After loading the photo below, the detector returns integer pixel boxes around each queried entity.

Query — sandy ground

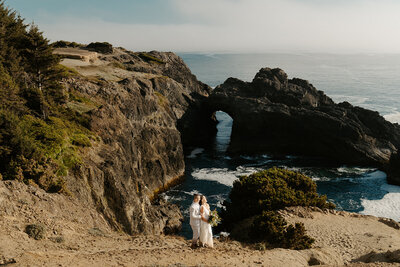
[283,207,400,264]
[1,181,400,266]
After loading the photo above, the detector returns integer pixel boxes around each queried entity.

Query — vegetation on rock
[0,3,95,193]
[138,53,165,64]
[52,40,84,48]
[221,167,335,249]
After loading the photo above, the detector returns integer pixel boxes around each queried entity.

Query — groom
[189,194,202,248]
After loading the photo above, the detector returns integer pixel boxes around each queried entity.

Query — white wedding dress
[199,205,214,248]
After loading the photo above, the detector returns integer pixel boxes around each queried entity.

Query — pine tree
[21,24,66,118]
[23,24,59,92]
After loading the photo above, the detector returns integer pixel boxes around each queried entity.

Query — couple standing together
[189,194,214,248]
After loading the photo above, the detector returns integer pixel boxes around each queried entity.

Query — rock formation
[58,48,211,234]
[205,68,400,182]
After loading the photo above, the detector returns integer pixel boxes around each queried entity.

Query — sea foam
[384,112,400,124]
[360,183,400,221]
[191,166,261,187]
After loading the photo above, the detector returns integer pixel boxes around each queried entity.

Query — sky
[6,0,400,53]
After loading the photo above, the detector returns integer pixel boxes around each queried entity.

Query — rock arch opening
[214,111,233,153]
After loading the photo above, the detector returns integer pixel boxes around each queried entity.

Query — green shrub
[221,167,334,250]
[0,109,93,193]
[25,224,46,240]
[250,211,314,250]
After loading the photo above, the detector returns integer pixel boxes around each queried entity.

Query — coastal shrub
[250,211,314,250]
[222,167,335,226]
[0,104,93,193]
[221,167,334,249]
[25,224,46,240]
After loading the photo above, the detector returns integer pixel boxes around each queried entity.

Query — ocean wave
[285,166,383,182]
[384,111,400,124]
[335,166,377,175]
[191,166,261,187]
[360,183,400,221]
[186,148,205,159]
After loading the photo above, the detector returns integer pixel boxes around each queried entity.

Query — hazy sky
[7,0,400,53]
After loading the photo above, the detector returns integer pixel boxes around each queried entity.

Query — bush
[0,109,92,193]
[25,224,46,240]
[221,167,334,250]
[250,211,314,250]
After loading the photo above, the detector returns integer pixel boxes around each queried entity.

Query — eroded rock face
[61,48,211,234]
[206,67,400,170]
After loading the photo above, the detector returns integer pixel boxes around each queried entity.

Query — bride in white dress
[199,195,214,248]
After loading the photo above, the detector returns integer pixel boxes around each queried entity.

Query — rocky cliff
[205,68,400,183]
[57,47,211,234]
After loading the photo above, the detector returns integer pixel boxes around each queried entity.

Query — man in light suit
[189,194,201,248]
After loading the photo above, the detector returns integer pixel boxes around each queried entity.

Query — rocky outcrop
[59,48,211,234]
[206,67,400,171]
[86,42,113,54]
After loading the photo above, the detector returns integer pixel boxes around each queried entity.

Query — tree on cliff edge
[22,24,65,118]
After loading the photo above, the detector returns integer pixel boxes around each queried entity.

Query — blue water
[164,53,400,239]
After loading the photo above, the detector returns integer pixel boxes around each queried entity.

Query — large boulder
[206,67,400,168]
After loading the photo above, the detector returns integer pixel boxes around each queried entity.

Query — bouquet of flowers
[208,209,221,227]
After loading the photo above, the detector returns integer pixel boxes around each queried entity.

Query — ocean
[164,53,400,239]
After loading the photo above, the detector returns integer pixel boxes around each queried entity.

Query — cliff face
[206,68,400,173]
[58,48,211,234]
